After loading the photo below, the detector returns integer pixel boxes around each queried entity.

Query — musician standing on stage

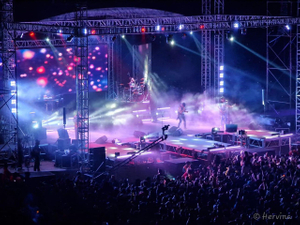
[177,102,187,129]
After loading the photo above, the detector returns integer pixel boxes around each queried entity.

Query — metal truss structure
[75,6,89,159]
[2,1,300,153]
[248,134,293,149]
[266,1,293,115]
[0,0,17,151]
[213,0,224,98]
[296,1,300,134]
[201,0,212,94]
[107,41,117,100]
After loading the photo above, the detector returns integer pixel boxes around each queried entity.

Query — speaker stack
[89,147,106,171]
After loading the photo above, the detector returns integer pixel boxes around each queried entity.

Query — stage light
[233,22,239,28]
[229,36,234,41]
[155,25,161,31]
[20,33,24,38]
[200,25,204,29]
[219,65,224,71]
[219,87,224,93]
[83,28,87,35]
[45,37,50,42]
[220,81,224,86]
[10,81,16,86]
[285,25,290,30]
[33,122,39,129]
[141,27,146,33]
[91,29,96,35]
[12,108,16,113]
[161,27,165,31]
[179,24,184,30]
[11,99,16,105]
[121,35,125,39]
[166,34,173,44]
[170,40,175,45]
[219,73,224,78]
[66,35,74,42]
[212,127,220,134]
[11,90,16,96]
[29,31,35,37]
[190,31,193,35]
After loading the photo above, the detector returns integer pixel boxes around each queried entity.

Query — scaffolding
[266,1,293,115]
[213,0,225,98]
[296,0,300,134]
[0,0,17,151]
[201,0,212,95]
[75,6,89,160]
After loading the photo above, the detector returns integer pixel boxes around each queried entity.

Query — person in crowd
[177,102,187,129]
[17,138,24,170]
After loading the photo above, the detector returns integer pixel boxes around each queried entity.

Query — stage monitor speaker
[89,147,106,171]
[133,131,146,138]
[168,126,183,136]
[95,135,108,144]
[58,138,71,150]
[57,128,69,139]
[226,124,238,133]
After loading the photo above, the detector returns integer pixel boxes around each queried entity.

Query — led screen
[17,44,108,100]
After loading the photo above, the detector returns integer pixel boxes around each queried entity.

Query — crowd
[1,149,300,225]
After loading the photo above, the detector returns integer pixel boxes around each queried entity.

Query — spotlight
[170,40,175,45]
[29,31,35,37]
[66,35,74,42]
[212,127,220,135]
[91,29,96,35]
[285,25,290,30]
[179,24,184,30]
[166,34,173,44]
[190,31,193,35]
[220,81,224,86]
[199,25,204,29]
[45,37,50,42]
[233,22,239,28]
[229,36,234,42]
[141,27,146,33]
[121,35,125,39]
[219,87,224,93]
[155,25,161,31]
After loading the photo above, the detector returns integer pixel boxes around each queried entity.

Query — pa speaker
[226,124,238,133]
[133,131,146,138]
[168,126,183,136]
[89,147,106,171]
[95,135,108,144]
[57,128,69,139]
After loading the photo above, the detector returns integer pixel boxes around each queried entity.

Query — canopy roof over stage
[41,7,183,22]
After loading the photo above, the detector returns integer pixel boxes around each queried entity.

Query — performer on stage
[177,102,187,129]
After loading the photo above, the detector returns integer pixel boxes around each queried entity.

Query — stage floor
[43,117,281,158]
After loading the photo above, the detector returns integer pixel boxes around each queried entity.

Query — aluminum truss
[201,0,212,94]
[75,6,89,160]
[107,41,117,100]
[266,1,293,115]
[113,37,122,100]
[213,0,225,98]
[4,15,300,36]
[297,0,300,134]
[0,0,17,151]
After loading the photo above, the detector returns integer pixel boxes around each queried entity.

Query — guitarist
[177,102,187,129]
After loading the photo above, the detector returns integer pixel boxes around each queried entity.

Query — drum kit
[119,78,147,102]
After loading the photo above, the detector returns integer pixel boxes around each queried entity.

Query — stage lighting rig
[66,35,74,42]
